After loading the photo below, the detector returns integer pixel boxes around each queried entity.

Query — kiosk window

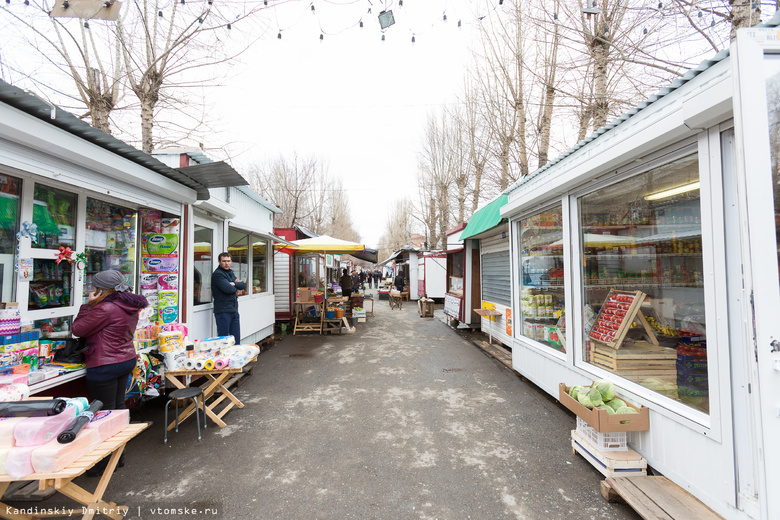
[579,153,708,414]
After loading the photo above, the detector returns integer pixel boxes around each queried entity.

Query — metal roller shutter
[482,250,511,307]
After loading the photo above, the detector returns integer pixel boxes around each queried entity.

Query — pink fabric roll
[2,446,36,478]
[84,409,130,442]
[13,406,76,447]
[0,417,25,448]
[31,429,101,474]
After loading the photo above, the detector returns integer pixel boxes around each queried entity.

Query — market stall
[460,195,512,346]
[442,224,480,328]
[498,23,780,520]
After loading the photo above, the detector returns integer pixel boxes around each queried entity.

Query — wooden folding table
[0,422,149,520]
[164,365,248,429]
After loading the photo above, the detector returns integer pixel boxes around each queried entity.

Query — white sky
[215,1,486,250]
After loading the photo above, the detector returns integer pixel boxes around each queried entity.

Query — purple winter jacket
[72,292,149,369]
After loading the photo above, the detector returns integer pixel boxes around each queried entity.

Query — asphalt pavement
[8,291,641,520]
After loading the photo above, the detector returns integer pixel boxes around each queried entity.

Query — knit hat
[92,270,131,292]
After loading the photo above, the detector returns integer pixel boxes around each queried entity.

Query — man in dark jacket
[212,252,245,340]
[394,271,405,291]
[339,268,353,295]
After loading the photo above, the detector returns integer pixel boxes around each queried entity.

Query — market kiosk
[500,23,780,520]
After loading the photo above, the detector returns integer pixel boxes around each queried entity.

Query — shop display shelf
[583,253,703,258]
[585,283,704,289]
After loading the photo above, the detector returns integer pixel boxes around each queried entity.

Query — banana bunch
[646,316,677,336]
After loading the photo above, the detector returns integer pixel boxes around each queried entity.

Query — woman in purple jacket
[72,270,148,411]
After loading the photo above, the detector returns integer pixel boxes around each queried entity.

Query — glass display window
[448,252,464,295]
[83,198,137,301]
[518,205,566,352]
[33,184,76,250]
[193,225,213,305]
[28,259,73,310]
[579,152,708,413]
[227,228,249,295]
[252,238,268,294]
[296,255,319,289]
[0,173,21,302]
[34,316,72,339]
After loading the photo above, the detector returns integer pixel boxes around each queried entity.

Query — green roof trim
[460,194,508,241]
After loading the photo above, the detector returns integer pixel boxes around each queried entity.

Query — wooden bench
[601,476,723,520]
[0,422,149,520]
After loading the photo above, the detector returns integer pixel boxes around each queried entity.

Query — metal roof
[0,79,210,200]
[177,161,248,189]
[504,12,780,196]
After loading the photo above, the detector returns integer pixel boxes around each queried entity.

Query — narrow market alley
[17,294,639,520]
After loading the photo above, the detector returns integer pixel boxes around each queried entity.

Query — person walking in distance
[212,252,245,341]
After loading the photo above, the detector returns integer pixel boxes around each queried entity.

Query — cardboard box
[296,287,313,302]
[558,383,649,433]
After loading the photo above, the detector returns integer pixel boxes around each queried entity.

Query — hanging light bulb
[643,26,648,34]
[264,0,267,4]
[227,23,231,29]
[198,16,203,23]
[103,1,110,7]
[443,13,447,22]
[698,9,702,18]
[208,0,213,4]
[710,17,715,27]
[24,0,29,5]
[499,0,503,4]
[603,23,609,34]
[398,0,402,6]
[592,1,596,7]
[359,20,363,28]
[311,4,315,13]
[411,35,415,43]
[62,0,69,8]
[277,31,282,39]
[457,20,461,27]
[381,34,385,41]
[158,10,162,16]
[84,20,89,29]
[657,1,662,8]
[319,33,323,40]
[553,12,558,20]
[180,0,184,4]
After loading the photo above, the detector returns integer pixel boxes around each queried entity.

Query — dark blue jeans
[215,312,241,341]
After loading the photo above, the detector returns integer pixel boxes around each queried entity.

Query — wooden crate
[559,383,650,432]
[572,429,647,478]
[592,340,677,377]
[589,290,657,349]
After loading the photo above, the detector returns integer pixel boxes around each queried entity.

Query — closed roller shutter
[482,250,510,307]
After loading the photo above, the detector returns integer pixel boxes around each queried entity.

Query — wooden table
[474,308,502,344]
[164,365,247,429]
[292,301,323,335]
[0,423,149,520]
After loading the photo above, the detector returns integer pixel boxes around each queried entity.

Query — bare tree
[377,198,415,262]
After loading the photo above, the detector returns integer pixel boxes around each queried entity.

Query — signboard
[325,254,334,268]
[444,293,462,319]
[505,309,512,335]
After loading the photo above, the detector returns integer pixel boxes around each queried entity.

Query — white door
[191,216,221,341]
[732,29,780,520]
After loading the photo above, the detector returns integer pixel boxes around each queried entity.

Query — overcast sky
[216,1,486,249]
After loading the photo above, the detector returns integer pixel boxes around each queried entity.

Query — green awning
[460,194,508,241]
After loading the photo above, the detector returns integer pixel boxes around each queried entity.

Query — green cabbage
[605,398,626,412]
[596,405,615,415]
[577,388,595,409]
[593,379,616,402]
[615,406,638,414]
[569,385,582,399]
[588,386,605,407]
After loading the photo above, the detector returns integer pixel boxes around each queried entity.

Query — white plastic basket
[576,417,628,451]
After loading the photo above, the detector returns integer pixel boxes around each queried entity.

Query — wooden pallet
[601,476,723,520]
[572,430,647,478]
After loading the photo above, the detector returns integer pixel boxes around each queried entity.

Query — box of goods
[677,347,708,397]
[142,233,179,256]
[544,326,564,348]
[296,287,313,302]
[352,308,366,318]
[571,429,647,478]
[141,209,162,233]
[559,382,649,433]
[142,256,178,273]
[0,303,21,336]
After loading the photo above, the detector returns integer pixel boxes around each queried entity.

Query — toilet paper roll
[204,359,215,370]
[195,359,206,370]
[213,358,227,370]
[184,358,197,370]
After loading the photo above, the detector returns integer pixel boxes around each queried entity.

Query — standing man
[212,252,245,341]
[339,268,353,296]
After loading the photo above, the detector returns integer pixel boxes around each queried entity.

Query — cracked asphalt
[8,291,641,520]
